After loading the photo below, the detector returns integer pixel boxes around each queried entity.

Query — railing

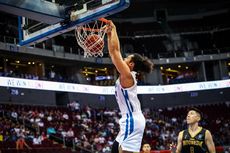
[49,134,93,153]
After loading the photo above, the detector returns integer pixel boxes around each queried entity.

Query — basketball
[84,34,104,53]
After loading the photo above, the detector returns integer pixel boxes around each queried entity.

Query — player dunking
[106,20,154,153]
[176,107,216,153]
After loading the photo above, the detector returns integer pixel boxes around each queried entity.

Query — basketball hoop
[75,18,109,58]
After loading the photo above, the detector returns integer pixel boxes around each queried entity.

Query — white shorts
[115,111,146,152]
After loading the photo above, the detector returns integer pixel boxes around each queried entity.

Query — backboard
[15,0,130,46]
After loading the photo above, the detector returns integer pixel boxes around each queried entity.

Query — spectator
[66,128,74,137]
[33,135,42,145]
[68,101,80,111]
[47,127,56,136]
[62,112,69,120]
[11,111,18,119]
[40,132,48,141]
[16,136,31,150]
[0,131,3,142]
[47,113,53,121]
[102,143,111,153]
[142,143,151,153]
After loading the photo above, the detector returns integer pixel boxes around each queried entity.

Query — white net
[75,18,108,58]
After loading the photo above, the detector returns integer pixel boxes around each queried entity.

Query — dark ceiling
[110,0,230,22]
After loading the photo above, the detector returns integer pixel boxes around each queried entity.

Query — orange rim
[77,18,109,32]
[99,18,109,23]
[78,18,108,32]
[81,27,101,32]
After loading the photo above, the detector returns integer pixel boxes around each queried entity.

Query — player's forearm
[107,27,120,56]
[208,146,216,153]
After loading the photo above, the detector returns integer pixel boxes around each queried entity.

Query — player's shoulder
[179,129,188,134]
[178,130,185,137]
[177,130,185,141]
[204,128,212,135]
[200,127,210,133]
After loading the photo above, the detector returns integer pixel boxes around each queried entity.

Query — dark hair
[187,107,203,119]
[131,53,154,73]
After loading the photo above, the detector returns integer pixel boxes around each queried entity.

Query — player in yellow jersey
[176,107,216,153]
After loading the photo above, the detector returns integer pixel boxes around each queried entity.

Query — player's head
[142,143,151,153]
[124,53,153,73]
[186,107,202,125]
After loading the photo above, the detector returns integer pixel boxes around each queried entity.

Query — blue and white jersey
[114,71,145,152]
[115,71,141,114]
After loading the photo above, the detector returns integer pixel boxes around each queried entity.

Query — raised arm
[106,20,133,88]
[176,131,183,153]
[205,130,216,153]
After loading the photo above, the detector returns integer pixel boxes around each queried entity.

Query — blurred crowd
[0,102,229,153]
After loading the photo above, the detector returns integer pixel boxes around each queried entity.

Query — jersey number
[190,146,194,153]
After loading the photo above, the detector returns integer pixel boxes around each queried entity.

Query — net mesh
[75,18,108,58]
